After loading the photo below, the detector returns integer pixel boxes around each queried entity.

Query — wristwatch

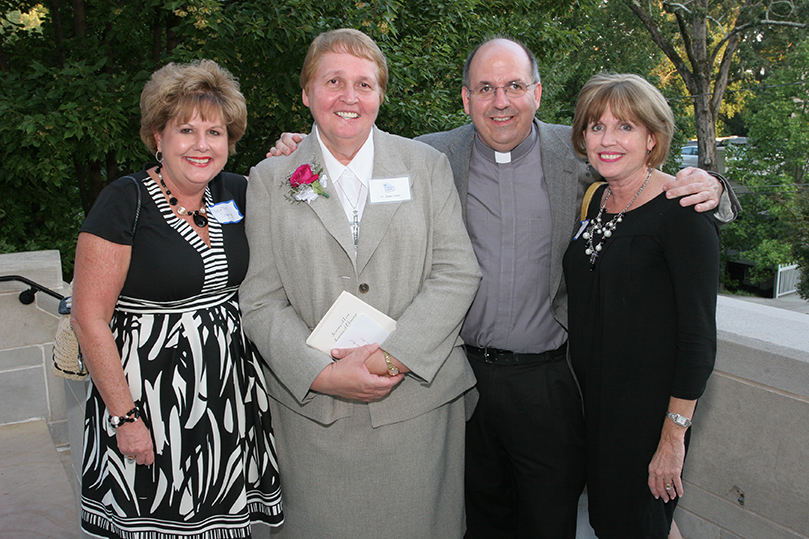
[383,351,399,376]
[109,405,141,429]
[666,411,692,428]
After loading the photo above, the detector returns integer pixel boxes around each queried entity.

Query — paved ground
[0,419,79,539]
[1,419,599,539]
[727,291,809,314]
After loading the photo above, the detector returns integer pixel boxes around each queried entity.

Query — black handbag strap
[122,175,142,236]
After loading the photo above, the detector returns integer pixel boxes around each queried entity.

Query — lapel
[297,126,407,273]
[536,119,581,286]
[295,134,357,260]
[443,124,475,224]
[355,127,408,274]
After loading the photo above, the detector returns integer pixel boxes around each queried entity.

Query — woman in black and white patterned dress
[71,60,283,539]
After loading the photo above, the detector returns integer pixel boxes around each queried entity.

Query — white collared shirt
[314,125,374,223]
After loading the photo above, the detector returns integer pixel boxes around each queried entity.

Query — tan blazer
[240,126,481,428]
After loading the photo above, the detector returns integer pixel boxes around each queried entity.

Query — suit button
[358,283,370,293]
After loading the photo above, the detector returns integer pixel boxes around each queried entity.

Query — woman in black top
[563,73,718,539]
[71,59,283,538]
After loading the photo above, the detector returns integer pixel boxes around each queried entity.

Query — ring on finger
[665,483,672,491]
[127,455,136,462]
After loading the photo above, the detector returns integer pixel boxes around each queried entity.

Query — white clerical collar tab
[495,151,511,164]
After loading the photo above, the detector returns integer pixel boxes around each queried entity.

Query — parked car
[679,145,699,169]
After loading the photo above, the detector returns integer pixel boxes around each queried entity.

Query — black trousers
[464,343,586,539]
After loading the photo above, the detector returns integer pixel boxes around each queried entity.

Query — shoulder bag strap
[581,181,607,221]
[121,175,142,235]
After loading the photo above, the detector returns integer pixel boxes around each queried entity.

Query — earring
[155,150,163,162]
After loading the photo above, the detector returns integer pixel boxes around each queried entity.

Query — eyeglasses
[467,82,538,100]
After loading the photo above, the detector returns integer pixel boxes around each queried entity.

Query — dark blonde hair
[140,59,247,155]
[571,73,674,168]
[299,28,388,103]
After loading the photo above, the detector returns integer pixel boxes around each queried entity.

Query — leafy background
[1,0,808,293]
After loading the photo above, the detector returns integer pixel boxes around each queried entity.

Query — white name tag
[209,200,243,224]
[369,176,411,204]
[573,219,589,241]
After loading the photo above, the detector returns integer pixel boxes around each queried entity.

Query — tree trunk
[48,0,66,68]
[152,9,163,65]
[72,0,86,41]
[86,160,105,215]
[689,81,719,171]
[0,42,8,72]
[106,151,119,189]
[166,12,180,53]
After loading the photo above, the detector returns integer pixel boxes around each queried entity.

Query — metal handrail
[0,275,65,305]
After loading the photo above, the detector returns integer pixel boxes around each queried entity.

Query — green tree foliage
[0,0,583,278]
[622,0,808,172]
[721,38,809,290]
[554,0,694,174]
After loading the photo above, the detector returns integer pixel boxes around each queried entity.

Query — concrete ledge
[682,296,809,538]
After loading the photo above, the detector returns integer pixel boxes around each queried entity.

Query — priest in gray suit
[268,36,738,539]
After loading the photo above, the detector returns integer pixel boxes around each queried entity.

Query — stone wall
[677,296,809,539]
[0,250,69,443]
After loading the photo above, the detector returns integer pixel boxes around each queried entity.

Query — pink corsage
[283,163,329,204]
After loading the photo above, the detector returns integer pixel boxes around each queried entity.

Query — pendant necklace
[156,166,208,227]
[335,176,364,255]
[583,167,652,269]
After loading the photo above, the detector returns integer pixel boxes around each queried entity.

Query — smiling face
[302,51,381,164]
[154,109,228,193]
[462,39,542,153]
[584,106,657,183]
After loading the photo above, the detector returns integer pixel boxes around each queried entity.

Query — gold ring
[127,455,136,461]
[665,483,672,491]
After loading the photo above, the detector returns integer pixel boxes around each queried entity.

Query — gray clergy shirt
[460,125,568,354]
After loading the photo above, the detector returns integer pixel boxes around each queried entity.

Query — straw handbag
[52,282,87,380]
[52,176,141,381]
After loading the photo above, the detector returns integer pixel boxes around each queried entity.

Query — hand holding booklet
[306,291,397,353]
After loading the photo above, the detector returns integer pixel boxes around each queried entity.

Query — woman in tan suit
[240,29,481,538]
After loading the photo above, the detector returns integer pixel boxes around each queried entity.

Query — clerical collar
[473,124,537,164]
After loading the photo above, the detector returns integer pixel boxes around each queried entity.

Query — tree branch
[624,0,693,84]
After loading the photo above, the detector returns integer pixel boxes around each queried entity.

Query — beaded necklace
[582,167,652,269]
[156,166,208,227]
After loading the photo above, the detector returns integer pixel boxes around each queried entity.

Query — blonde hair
[140,59,247,155]
[299,28,388,103]
[572,73,674,168]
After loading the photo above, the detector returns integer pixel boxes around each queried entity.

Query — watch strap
[383,351,399,376]
[666,411,692,428]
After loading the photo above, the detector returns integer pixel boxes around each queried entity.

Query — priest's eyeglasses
[468,82,538,100]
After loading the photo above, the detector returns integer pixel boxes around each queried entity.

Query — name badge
[209,200,243,224]
[369,177,411,204]
[573,219,589,241]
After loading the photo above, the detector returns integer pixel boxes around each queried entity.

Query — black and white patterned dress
[79,168,283,539]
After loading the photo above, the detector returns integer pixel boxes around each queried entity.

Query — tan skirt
[265,394,466,539]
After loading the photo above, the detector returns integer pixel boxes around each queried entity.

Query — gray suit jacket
[417,119,594,329]
[240,126,481,428]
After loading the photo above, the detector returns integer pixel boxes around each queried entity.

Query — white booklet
[306,291,397,353]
